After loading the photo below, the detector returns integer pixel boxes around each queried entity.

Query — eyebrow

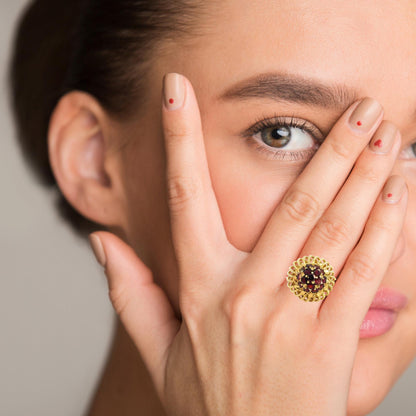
[216,72,360,111]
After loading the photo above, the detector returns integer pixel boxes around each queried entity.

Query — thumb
[89,231,179,397]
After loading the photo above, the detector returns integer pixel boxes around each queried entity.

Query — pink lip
[359,287,408,338]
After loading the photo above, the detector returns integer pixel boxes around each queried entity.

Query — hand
[89,73,407,415]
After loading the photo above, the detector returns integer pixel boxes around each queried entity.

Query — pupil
[263,125,291,148]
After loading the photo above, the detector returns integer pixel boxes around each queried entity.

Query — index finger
[162,73,235,291]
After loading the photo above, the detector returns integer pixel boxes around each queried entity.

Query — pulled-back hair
[9,0,209,238]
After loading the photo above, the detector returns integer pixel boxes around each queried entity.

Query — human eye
[399,141,416,160]
[240,114,324,161]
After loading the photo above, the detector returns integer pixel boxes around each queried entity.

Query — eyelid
[399,141,416,160]
[244,136,319,161]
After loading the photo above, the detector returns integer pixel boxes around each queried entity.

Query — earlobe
[48,91,121,226]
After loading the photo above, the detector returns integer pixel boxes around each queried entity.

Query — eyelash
[241,114,324,161]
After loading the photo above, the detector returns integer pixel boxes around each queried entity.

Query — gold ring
[287,255,336,302]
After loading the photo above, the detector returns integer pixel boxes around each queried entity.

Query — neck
[85,319,166,416]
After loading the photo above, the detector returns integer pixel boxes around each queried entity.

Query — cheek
[207,142,296,252]
[393,163,416,290]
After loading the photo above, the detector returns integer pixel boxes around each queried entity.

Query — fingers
[162,73,233,288]
[320,175,408,333]
[89,231,179,397]
[277,121,401,311]
[302,121,400,261]
[247,97,384,284]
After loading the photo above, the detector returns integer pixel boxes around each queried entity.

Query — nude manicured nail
[382,175,406,204]
[349,97,383,133]
[89,234,107,267]
[163,73,186,111]
[369,122,398,154]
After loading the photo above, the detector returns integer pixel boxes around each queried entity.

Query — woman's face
[114,1,416,414]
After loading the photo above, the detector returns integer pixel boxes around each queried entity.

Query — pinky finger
[320,175,408,333]
[89,231,180,398]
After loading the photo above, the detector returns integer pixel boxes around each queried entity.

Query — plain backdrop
[1,1,416,415]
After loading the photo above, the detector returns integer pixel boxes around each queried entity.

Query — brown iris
[261,125,291,148]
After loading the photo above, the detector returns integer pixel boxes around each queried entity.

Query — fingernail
[349,97,383,133]
[369,121,399,154]
[89,234,107,267]
[382,175,406,204]
[163,73,186,111]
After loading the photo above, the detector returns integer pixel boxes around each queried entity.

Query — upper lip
[369,286,408,312]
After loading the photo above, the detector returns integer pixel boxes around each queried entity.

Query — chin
[346,337,398,416]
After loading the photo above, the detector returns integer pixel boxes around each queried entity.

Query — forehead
[166,0,416,125]
[203,0,416,75]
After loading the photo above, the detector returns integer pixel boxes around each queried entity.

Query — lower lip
[359,309,397,338]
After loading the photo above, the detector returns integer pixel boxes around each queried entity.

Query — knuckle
[180,295,205,330]
[328,137,352,160]
[283,188,321,224]
[314,216,351,247]
[367,216,396,234]
[222,285,273,344]
[108,285,131,317]
[164,125,192,143]
[221,285,256,325]
[167,175,201,211]
[353,164,380,185]
[348,253,377,285]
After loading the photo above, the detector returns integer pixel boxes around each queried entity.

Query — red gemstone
[357,121,362,126]
[297,265,326,293]
[169,98,174,104]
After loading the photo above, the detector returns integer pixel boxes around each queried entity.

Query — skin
[47,0,416,415]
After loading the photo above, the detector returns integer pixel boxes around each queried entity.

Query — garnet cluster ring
[286,255,336,302]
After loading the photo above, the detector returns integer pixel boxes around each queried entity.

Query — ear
[48,91,126,228]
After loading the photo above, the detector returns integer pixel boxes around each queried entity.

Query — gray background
[0,1,415,415]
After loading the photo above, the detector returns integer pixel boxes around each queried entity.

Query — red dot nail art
[387,193,393,198]
[169,98,174,104]
[357,121,362,126]
[374,139,383,148]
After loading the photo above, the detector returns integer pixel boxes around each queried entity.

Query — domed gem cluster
[286,255,336,302]
[297,264,326,293]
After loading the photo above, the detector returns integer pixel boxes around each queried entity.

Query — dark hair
[9,0,210,238]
